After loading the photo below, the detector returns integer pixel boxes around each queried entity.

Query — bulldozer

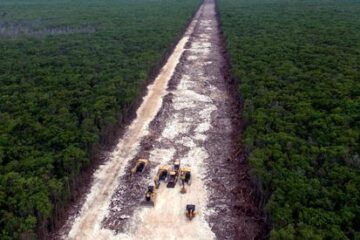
[167,170,178,188]
[130,159,149,177]
[143,185,156,206]
[185,204,196,220]
[154,165,171,188]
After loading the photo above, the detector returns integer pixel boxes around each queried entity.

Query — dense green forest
[0,0,199,238]
[218,0,360,239]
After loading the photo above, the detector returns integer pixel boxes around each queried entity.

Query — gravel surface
[60,0,266,239]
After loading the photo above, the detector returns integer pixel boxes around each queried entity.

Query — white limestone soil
[62,2,218,240]
[113,1,220,238]
[58,0,267,238]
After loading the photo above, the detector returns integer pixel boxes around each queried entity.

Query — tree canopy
[0,0,200,239]
[218,0,360,239]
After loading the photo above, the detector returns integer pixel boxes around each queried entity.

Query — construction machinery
[154,165,171,188]
[179,167,192,193]
[167,170,178,188]
[185,204,196,220]
[174,159,180,173]
[130,159,149,177]
[179,167,192,185]
[143,185,156,206]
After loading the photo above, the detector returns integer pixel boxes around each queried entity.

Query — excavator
[179,166,192,193]
[167,170,178,188]
[174,159,180,173]
[185,204,196,220]
[180,167,192,185]
[130,159,149,177]
[167,159,180,188]
[154,165,171,188]
[153,161,191,189]
[143,185,156,206]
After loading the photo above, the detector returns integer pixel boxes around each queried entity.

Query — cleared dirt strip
[61,0,266,239]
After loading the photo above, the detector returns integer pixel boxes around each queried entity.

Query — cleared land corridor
[61,0,265,239]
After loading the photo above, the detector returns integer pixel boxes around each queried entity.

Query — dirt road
[61,0,265,239]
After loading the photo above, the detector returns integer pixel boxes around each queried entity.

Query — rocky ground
[59,0,266,239]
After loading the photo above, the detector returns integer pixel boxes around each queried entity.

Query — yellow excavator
[130,159,149,177]
[179,167,192,193]
[174,159,180,173]
[154,165,171,188]
[168,159,181,188]
[180,167,192,185]
[167,170,178,188]
[143,185,156,206]
[185,204,196,220]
